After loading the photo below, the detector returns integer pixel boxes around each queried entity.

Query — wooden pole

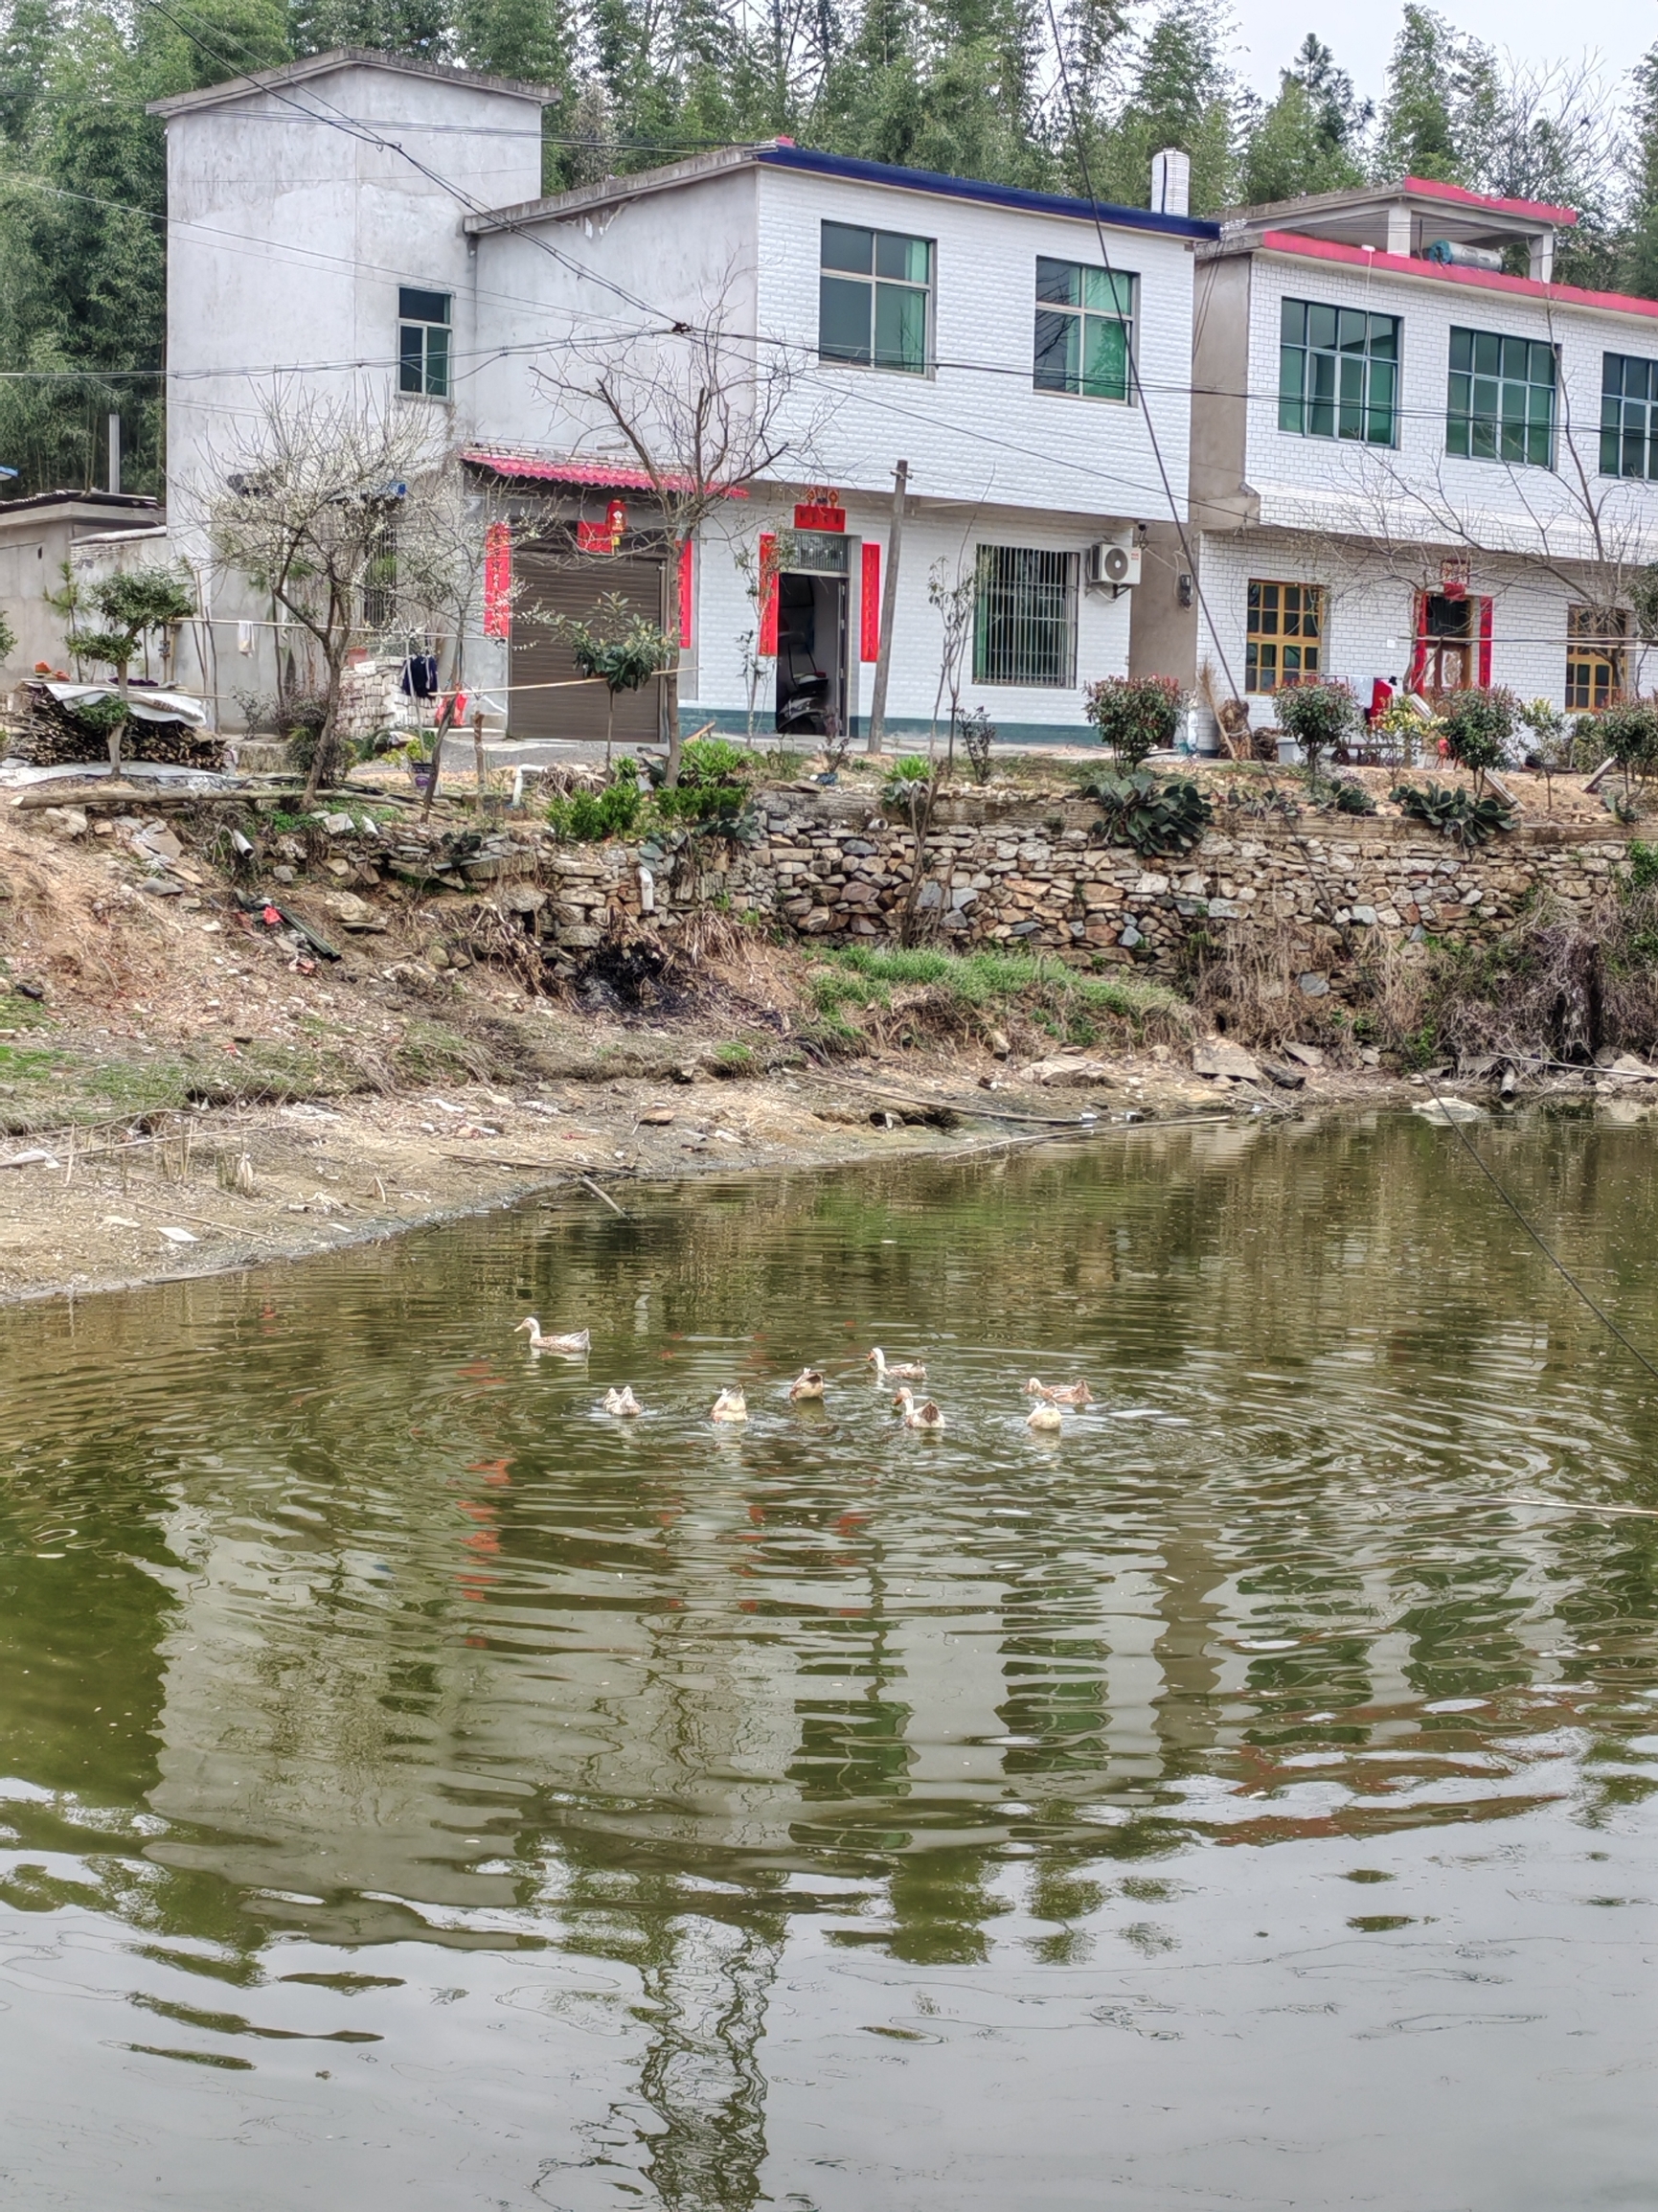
[866,459,908,756]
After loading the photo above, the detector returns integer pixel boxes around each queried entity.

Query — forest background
[2,0,1658,499]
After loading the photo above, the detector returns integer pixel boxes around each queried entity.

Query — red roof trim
[1256,231,1658,322]
[462,447,749,496]
[1400,174,1578,228]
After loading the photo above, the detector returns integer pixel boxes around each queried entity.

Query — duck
[1024,1378,1094,1405]
[602,1386,643,1417]
[788,1368,826,1402]
[515,1317,591,1354]
[867,1347,927,1382]
[893,1387,945,1432]
[710,1387,748,1423]
[1026,1400,1064,1433]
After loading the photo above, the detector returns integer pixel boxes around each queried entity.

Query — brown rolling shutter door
[509,554,668,744]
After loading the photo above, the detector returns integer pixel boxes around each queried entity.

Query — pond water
[2,1111,1657,2210]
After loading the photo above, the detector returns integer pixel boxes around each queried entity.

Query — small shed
[0,490,167,697]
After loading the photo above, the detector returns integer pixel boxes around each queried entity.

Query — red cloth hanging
[1407,591,1429,694]
[1478,597,1493,686]
[758,534,779,655]
[483,523,511,638]
[677,539,693,649]
[861,542,881,661]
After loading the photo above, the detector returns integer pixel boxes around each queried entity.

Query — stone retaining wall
[534,787,1633,994]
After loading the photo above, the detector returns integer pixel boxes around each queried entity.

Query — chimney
[1151,148,1190,217]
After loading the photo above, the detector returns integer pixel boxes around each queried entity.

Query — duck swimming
[867,1347,927,1382]
[515,1318,591,1354]
[1026,1400,1064,1433]
[602,1386,643,1416]
[1024,1378,1094,1405]
[893,1387,945,1432]
[788,1368,826,1402]
[710,1387,748,1422]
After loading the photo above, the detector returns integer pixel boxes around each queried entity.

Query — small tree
[1439,685,1519,796]
[927,558,976,770]
[554,592,671,767]
[1084,674,1181,766]
[1274,677,1358,784]
[1519,696,1571,811]
[204,397,447,808]
[65,564,195,774]
[960,705,995,786]
[1597,697,1658,799]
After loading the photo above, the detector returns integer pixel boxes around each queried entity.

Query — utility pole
[107,413,121,495]
[866,459,908,755]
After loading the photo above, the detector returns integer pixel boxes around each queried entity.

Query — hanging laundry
[400,652,438,698]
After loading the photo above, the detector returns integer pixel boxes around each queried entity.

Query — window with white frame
[398,286,451,399]
[973,546,1078,687]
[818,222,932,376]
[1033,259,1135,402]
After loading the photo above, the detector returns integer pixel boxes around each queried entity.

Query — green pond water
[2,1110,1657,2209]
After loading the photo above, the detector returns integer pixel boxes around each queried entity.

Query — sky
[1228,0,1657,101]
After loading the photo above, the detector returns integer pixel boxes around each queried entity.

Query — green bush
[1597,698,1658,790]
[546,773,644,842]
[1082,767,1213,855]
[1438,686,1519,791]
[1328,777,1376,814]
[1273,679,1358,777]
[1391,779,1515,845]
[1083,674,1181,765]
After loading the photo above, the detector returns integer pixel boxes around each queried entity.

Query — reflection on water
[3,1111,1658,2207]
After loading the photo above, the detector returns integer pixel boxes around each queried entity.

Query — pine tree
[1239,36,1367,205]
[1374,5,1463,184]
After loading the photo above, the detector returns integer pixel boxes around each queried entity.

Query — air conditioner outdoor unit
[1085,541,1141,588]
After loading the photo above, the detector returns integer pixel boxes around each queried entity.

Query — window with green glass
[397,285,451,399]
[818,222,932,376]
[1033,259,1135,402]
[1447,327,1556,467]
[1601,353,1658,478]
[1277,299,1398,445]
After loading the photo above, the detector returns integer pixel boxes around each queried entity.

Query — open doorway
[1412,589,1489,700]
[775,534,850,740]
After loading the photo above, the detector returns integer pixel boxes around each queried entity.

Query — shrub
[1083,766,1213,855]
[1083,674,1181,766]
[1596,697,1658,794]
[678,735,748,788]
[1273,679,1358,778]
[546,767,644,842]
[1391,779,1515,845]
[961,706,996,786]
[1328,777,1376,815]
[1438,685,1519,792]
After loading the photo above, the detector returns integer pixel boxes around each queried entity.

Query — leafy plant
[1627,841,1658,893]
[1083,674,1181,766]
[1272,678,1358,780]
[1595,697,1658,797]
[1438,684,1518,793]
[63,562,195,774]
[554,592,670,765]
[1084,767,1214,855]
[1328,777,1376,814]
[1519,696,1572,811]
[960,705,996,786]
[1391,779,1516,844]
[652,734,749,822]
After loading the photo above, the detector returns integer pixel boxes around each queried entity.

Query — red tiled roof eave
[461,448,750,496]
[1400,175,1579,228]
[1254,231,1658,322]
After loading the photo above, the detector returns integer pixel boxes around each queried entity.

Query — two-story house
[146,51,1217,745]
[1177,178,1658,729]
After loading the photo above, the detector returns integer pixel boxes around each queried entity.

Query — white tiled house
[1178,178,1658,729]
[147,51,1217,743]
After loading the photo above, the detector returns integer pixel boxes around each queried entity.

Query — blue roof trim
[754,144,1220,241]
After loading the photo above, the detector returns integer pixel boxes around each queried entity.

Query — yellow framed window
[1246,580,1324,693]
[1565,605,1626,712]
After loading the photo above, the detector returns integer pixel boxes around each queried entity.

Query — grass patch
[391,1017,497,1087]
[806,944,1189,1049]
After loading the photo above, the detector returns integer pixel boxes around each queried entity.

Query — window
[1245,580,1324,693]
[1566,604,1626,711]
[1601,353,1658,479]
[973,547,1077,686]
[1033,259,1135,402]
[398,286,451,399]
[819,223,932,375]
[1278,300,1398,445]
[1447,328,1555,467]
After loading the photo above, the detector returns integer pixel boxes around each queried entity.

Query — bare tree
[926,557,977,770]
[203,395,448,808]
[535,294,821,784]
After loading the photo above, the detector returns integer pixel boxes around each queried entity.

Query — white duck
[1025,1378,1094,1405]
[893,1387,946,1432]
[515,1318,591,1354]
[867,1347,927,1382]
[711,1387,748,1423]
[788,1368,826,1402]
[602,1386,643,1416]
[1026,1400,1064,1433]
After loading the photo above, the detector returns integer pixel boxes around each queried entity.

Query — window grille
[1246,580,1324,693]
[1033,260,1135,402]
[398,286,451,399]
[1566,604,1626,711]
[1601,353,1658,479]
[1447,328,1555,467]
[1278,300,1398,445]
[972,547,1078,687]
[818,224,932,376]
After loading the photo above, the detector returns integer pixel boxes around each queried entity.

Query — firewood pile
[12,681,227,772]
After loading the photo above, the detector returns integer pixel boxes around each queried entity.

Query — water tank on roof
[1424,239,1506,272]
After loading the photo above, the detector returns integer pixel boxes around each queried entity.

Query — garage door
[509,554,670,746]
